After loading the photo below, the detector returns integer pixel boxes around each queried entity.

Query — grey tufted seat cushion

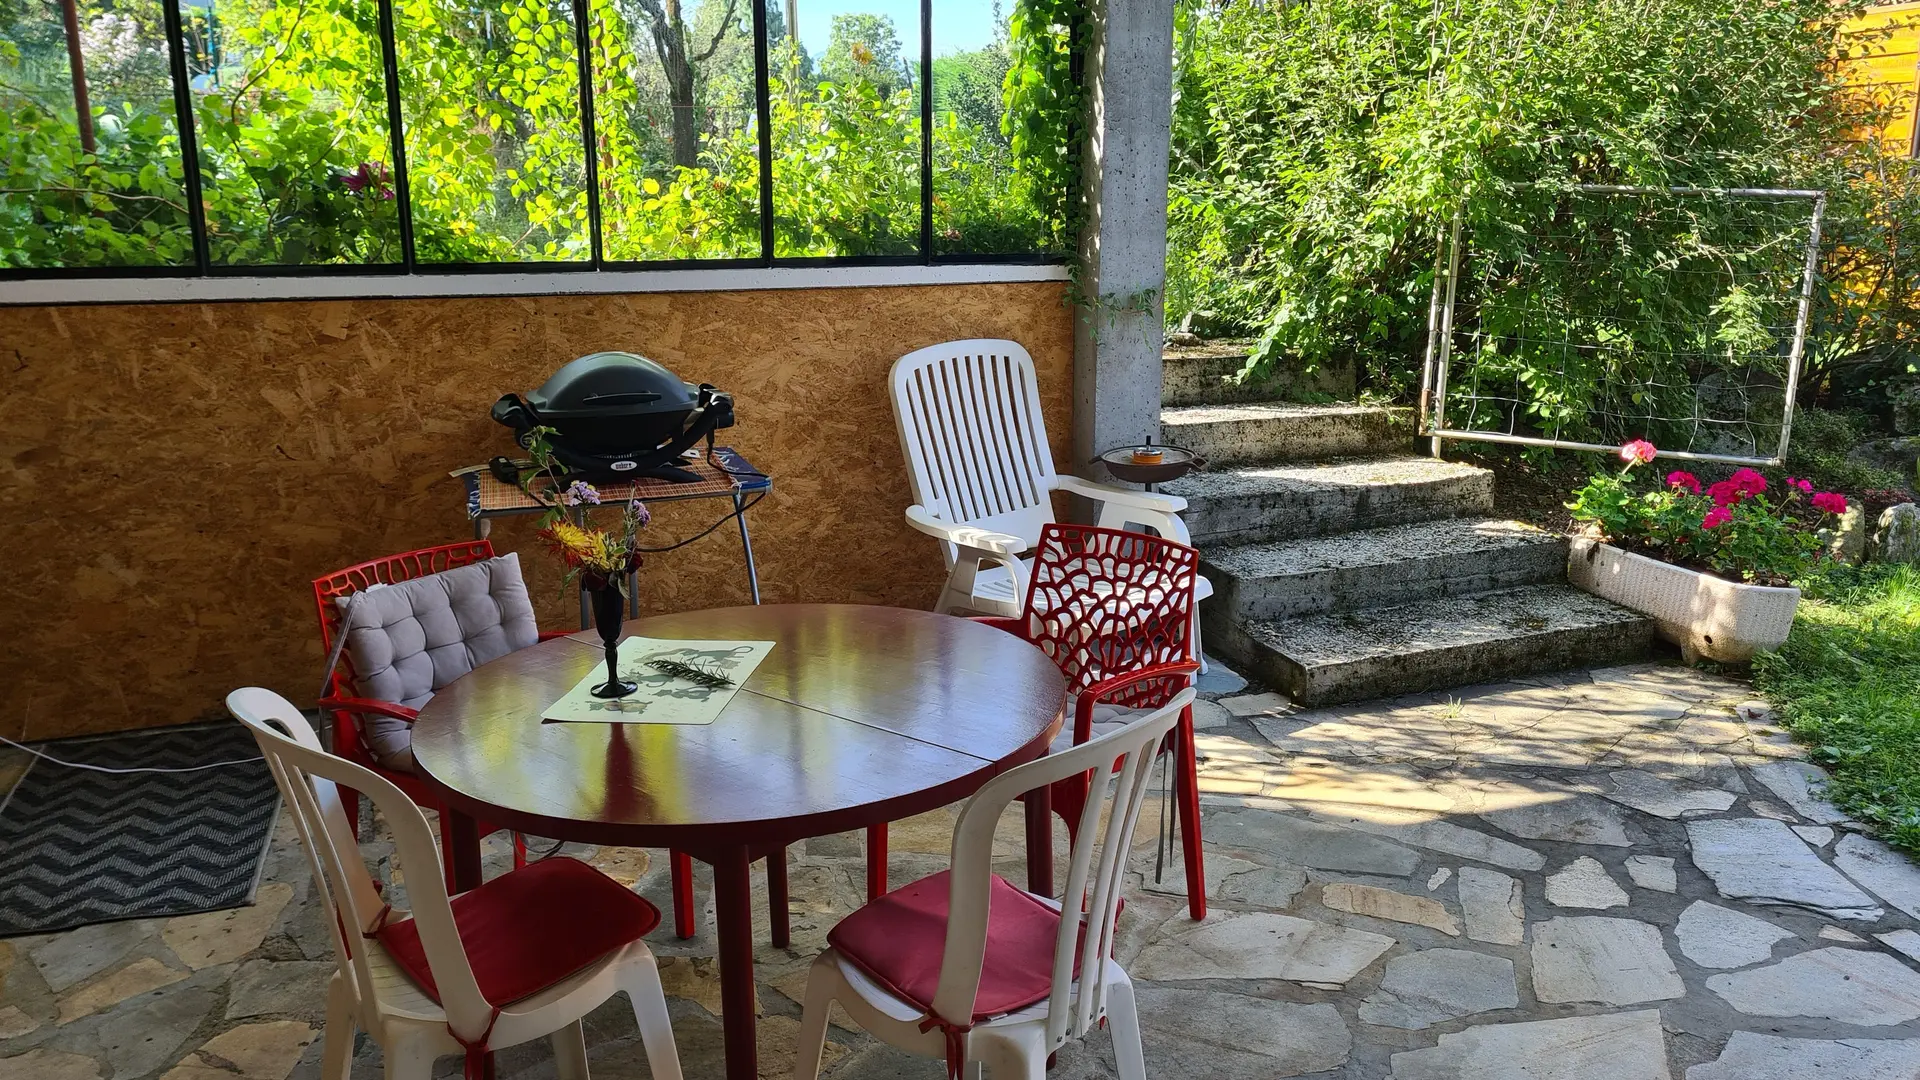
[1050,699,1150,754]
[336,552,540,772]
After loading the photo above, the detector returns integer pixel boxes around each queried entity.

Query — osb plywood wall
[0,282,1074,741]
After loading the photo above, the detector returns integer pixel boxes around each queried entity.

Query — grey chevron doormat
[0,723,279,936]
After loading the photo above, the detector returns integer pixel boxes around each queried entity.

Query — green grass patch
[1754,563,1920,850]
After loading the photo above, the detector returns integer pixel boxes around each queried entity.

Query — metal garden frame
[1417,184,1827,467]
[2,0,1068,283]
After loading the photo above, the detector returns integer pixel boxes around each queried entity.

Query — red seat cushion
[826,870,1077,1022]
[374,856,661,1006]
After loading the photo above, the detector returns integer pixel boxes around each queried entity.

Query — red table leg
[864,824,889,900]
[766,846,790,950]
[712,846,759,1080]
[1023,785,1053,897]
[446,809,485,894]
[671,851,696,939]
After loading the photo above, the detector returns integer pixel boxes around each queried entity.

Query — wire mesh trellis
[1418,184,1826,466]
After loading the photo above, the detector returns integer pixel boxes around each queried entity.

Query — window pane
[187,0,403,265]
[0,0,193,268]
[394,0,588,263]
[932,0,1050,255]
[592,0,758,261]
[771,0,920,257]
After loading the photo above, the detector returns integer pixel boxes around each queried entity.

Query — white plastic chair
[889,339,1215,660]
[791,687,1196,1080]
[226,688,682,1080]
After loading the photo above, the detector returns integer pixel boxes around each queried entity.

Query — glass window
[393,0,589,263]
[770,0,921,257]
[0,0,1071,276]
[593,0,759,261]
[185,0,403,265]
[0,0,193,268]
[931,0,1047,255]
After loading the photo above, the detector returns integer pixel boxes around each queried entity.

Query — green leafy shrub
[1166,0,1912,422]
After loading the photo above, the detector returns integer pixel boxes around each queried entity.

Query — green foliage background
[0,0,1080,268]
[1166,0,1920,441]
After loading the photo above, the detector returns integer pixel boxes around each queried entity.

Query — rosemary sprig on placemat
[645,658,736,689]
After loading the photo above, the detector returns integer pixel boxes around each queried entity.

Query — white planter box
[1567,538,1799,664]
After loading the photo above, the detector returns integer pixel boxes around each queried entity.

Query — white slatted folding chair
[889,339,1214,663]
[791,687,1196,1080]
[227,688,682,1080]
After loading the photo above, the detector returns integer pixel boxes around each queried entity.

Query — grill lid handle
[579,391,663,406]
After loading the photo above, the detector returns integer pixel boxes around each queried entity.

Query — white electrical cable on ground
[0,734,261,774]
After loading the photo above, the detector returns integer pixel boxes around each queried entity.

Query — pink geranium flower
[1785,477,1814,493]
[1702,506,1732,529]
[1666,470,1701,494]
[1618,439,1658,466]
[1811,492,1848,515]
[1706,480,1741,507]
[1728,468,1768,497]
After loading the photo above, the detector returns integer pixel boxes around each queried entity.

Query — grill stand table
[454,446,770,626]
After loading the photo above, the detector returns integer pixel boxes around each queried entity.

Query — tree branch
[693,0,740,64]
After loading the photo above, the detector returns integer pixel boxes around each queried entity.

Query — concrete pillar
[1071,0,1177,486]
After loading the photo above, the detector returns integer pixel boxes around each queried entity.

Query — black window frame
[1,0,1067,282]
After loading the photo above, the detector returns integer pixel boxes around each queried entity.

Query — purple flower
[561,480,601,507]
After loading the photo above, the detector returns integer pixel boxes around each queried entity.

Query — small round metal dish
[1098,444,1205,485]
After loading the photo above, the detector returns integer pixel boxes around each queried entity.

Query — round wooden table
[411,604,1067,1080]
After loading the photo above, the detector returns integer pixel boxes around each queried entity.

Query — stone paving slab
[1685,817,1884,919]
[1685,1032,1920,1080]
[1388,1010,1673,1080]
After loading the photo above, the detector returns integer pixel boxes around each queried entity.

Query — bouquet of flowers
[1567,440,1848,587]
[515,426,650,595]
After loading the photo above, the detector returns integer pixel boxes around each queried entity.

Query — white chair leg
[1106,976,1148,1080]
[625,960,685,1080]
[789,958,836,1080]
[320,976,356,1080]
[551,1019,590,1080]
[973,1036,1043,1080]
[380,1031,439,1080]
[1191,615,1208,676]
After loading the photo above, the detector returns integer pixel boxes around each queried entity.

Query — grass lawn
[1754,564,1920,851]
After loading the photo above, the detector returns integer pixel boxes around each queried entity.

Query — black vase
[587,581,637,699]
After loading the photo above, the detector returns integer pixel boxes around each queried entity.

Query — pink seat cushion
[375,856,661,1006]
[826,870,1078,1022]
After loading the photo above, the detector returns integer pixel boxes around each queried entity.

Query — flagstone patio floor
[6,660,1920,1078]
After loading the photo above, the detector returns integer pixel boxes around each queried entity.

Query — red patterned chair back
[1018,523,1199,711]
[312,540,499,698]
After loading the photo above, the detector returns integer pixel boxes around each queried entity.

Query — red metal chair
[864,523,1208,920]
[314,541,547,893]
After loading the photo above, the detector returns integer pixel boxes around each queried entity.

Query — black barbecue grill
[491,351,734,484]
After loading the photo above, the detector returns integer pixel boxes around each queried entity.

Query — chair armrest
[904,505,1027,558]
[537,629,574,642]
[968,615,1026,637]
[317,696,420,725]
[1071,660,1201,744]
[1055,475,1188,514]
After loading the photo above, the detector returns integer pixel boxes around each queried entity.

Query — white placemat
[544,637,776,724]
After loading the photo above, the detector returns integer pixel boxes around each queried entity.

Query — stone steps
[1202,518,1569,623]
[1161,348,1355,407]
[1162,456,1495,547]
[1203,583,1656,707]
[1161,403,1411,467]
